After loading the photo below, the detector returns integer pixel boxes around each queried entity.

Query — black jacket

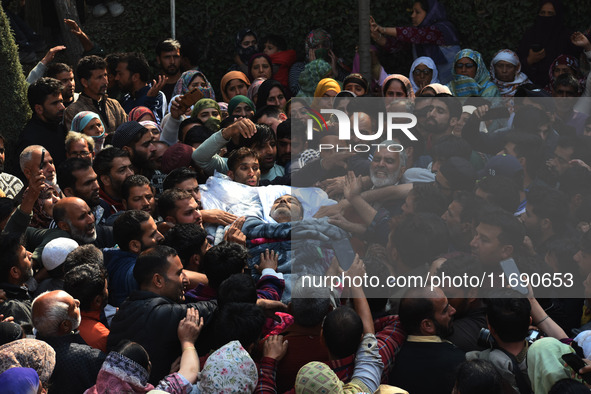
[107,290,217,385]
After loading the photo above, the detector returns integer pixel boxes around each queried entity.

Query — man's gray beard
[69,313,82,331]
[370,168,400,188]
[67,219,97,244]
[44,175,58,187]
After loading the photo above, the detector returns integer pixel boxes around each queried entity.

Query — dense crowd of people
[3,0,591,392]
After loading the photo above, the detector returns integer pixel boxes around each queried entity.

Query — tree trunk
[358,0,371,86]
[52,0,83,65]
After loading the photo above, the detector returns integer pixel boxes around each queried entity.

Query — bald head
[32,290,81,337]
[54,197,97,244]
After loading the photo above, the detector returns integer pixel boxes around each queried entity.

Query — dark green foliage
[79,0,591,96]
[0,4,31,173]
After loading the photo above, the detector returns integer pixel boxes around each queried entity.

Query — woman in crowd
[191,98,221,133]
[256,79,288,110]
[409,56,439,93]
[343,73,369,97]
[448,49,500,97]
[128,106,156,123]
[230,28,258,75]
[228,95,256,121]
[517,0,581,87]
[370,0,460,84]
[172,70,216,99]
[382,74,415,99]
[489,49,531,97]
[544,54,585,94]
[247,77,266,104]
[248,53,274,82]
[70,111,106,153]
[220,71,251,103]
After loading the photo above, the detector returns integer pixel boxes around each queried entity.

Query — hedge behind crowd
[83,0,591,97]
[0,4,31,173]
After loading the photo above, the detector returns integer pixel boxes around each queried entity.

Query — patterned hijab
[546,54,584,93]
[448,49,500,97]
[409,56,440,93]
[86,351,154,394]
[490,49,531,97]
[0,339,56,387]
[247,77,266,102]
[381,74,416,98]
[297,59,332,97]
[70,111,104,135]
[172,70,216,99]
[191,98,221,119]
[128,106,156,123]
[295,361,367,393]
[197,340,258,393]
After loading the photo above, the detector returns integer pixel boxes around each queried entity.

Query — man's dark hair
[504,132,545,178]
[252,105,285,123]
[429,135,472,162]
[476,206,525,250]
[476,176,521,213]
[241,123,276,149]
[214,302,265,351]
[227,147,259,173]
[526,184,569,236]
[556,135,591,166]
[262,34,287,51]
[408,183,448,216]
[322,306,363,358]
[155,38,181,56]
[513,106,551,136]
[549,379,591,394]
[77,55,107,82]
[163,167,198,191]
[0,198,16,228]
[93,147,130,189]
[122,52,151,83]
[178,117,201,142]
[553,72,579,92]
[0,233,24,283]
[45,63,72,79]
[105,53,124,76]
[433,94,463,119]
[162,223,208,267]
[200,241,249,290]
[133,245,177,287]
[485,290,531,342]
[276,118,291,140]
[218,274,257,308]
[455,359,503,394]
[391,213,449,267]
[62,244,103,274]
[398,288,438,335]
[453,192,484,224]
[121,174,151,201]
[436,254,483,293]
[27,77,63,110]
[157,188,192,219]
[57,158,93,192]
[63,263,107,311]
[113,210,151,252]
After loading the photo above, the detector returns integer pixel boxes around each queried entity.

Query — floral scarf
[490,49,531,97]
[197,340,257,393]
[448,49,500,97]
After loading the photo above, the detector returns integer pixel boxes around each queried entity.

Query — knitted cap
[160,143,194,174]
[41,237,79,271]
[111,121,146,148]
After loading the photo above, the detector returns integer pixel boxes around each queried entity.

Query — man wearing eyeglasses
[65,132,95,162]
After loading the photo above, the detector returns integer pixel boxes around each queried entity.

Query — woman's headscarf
[490,49,532,97]
[235,28,258,65]
[86,351,154,394]
[248,53,274,81]
[0,367,40,394]
[31,184,59,229]
[228,95,255,116]
[297,59,332,97]
[409,56,440,93]
[220,71,251,103]
[190,98,221,119]
[196,340,258,393]
[420,82,452,95]
[128,106,156,123]
[314,78,341,98]
[527,337,580,394]
[448,49,500,97]
[247,77,266,102]
[381,74,415,98]
[545,54,584,93]
[172,70,216,99]
[295,361,367,393]
[70,111,104,135]
[305,29,332,61]
[343,73,369,95]
[139,120,162,137]
[0,339,56,387]
[414,0,460,63]
[256,79,286,110]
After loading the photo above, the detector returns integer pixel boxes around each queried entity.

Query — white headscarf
[490,49,531,97]
[409,56,440,93]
